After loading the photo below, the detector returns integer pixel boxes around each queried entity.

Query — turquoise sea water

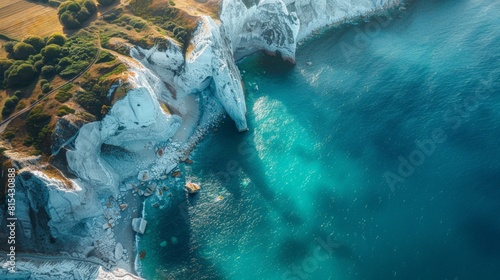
[138,1,500,279]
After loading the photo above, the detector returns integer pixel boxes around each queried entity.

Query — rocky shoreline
[1,0,407,278]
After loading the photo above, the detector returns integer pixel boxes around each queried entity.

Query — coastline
[0,1,409,279]
[131,1,408,278]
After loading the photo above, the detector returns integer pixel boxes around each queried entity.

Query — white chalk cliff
[5,0,405,278]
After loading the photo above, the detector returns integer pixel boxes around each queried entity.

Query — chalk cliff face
[221,0,300,61]
[221,0,401,59]
[65,63,182,195]
[132,16,248,132]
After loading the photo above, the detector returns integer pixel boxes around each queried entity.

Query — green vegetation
[46,33,67,46]
[23,36,46,53]
[41,65,56,78]
[97,0,115,7]
[56,105,75,116]
[13,42,36,60]
[42,83,52,93]
[58,0,97,29]
[2,95,20,117]
[3,42,15,54]
[1,31,96,90]
[3,131,15,140]
[55,84,73,103]
[42,44,62,63]
[4,63,35,87]
[23,103,54,154]
[99,63,126,81]
[96,51,115,63]
[76,77,116,118]
[0,59,13,85]
[127,0,194,47]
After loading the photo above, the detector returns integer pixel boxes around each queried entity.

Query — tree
[3,41,16,54]
[42,44,62,63]
[97,0,115,6]
[41,65,56,77]
[83,0,97,14]
[26,105,51,143]
[0,59,13,81]
[2,95,20,117]
[13,42,37,60]
[76,91,101,116]
[60,11,82,29]
[46,33,67,46]
[34,60,44,72]
[6,64,36,87]
[22,36,45,53]
[58,1,96,29]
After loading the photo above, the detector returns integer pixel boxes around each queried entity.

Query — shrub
[3,131,15,140]
[40,79,49,86]
[1,107,13,117]
[96,51,115,63]
[57,57,72,70]
[58,0,96,29]
[97,0,115,6]
[33,52,43,60]
[76,91,101,116]
[14,91,22,97]
[0,59,13,81]
[26,105,51,135]
[55,84,73,102]
[56,105,75,116]
[16,101,26,110]
[2,95,20,117]
[3,96,19,109]
[34,60,44,72]
[82,0,97,14]
[46,33,67,46]
[59,61,88,78]
[6,63,36,87]
[13,42,37,60]
[41,65,56,77]
[42,44,62,63]
[42,83,52,93]
[4,41,16,54]
[23,36,45,53]
[35,124,53,154]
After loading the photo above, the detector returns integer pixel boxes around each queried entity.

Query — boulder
[132,218,147,234]
[185,182,201,194]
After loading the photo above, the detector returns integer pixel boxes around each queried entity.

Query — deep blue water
[138,0,500,279]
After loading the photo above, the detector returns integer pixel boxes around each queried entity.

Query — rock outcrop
[220,0,402,60]
[15,170,102,238]
[185,182,201,194]
[131,218,147,234]
[221,0,300,61]
[132,16,248,132]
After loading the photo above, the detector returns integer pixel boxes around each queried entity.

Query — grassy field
[0,0,63,40]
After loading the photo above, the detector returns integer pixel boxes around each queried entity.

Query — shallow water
[138,1,500,279]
